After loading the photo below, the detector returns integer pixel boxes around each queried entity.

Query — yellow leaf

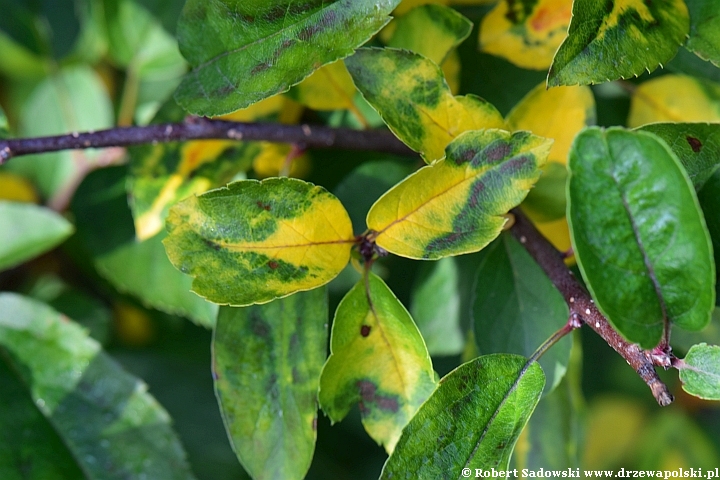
[290,61,356,111]
[394,0,448,16]
[219,94,286,122]
[0,172,38,203]
[113,302,155,347]
[252,142,311,178]
[442,50,462,95]
[480,0,573,70]
[628,74,720,127]
[507,83,596,165]
[367,129,551,259]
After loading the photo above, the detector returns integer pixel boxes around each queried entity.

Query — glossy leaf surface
[568,128,715,348]
[346,48,505,163]
[367,129,551,259]
[319,272,436,452]
[0,293,195,480]
[0,201,73,271]
[164,178,354,306]
[380,354,544,477]
[679,343,720,400]
[627,75,720,127]
[175,0,400,116]
[685,0,720,66]
[473,234,571,393]
[636,123,720,190]
[388,4,472,65]
[480,0,572,70]
[214,289,328,480]
[548,0,689,87]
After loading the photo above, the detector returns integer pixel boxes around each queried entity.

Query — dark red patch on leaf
[687,136,702,153]
[312,417,318,431]
[298,24,321,41]
[256,201,271,211]
[360,325,371,337]
[356,380,400,414]
[251,63,271,75]
[268,261,279,270]
[454,148,478,165]
[482,142,512,164]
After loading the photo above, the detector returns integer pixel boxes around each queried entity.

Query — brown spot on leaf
[360,325,371,337]
[268,261,279,270]
[256,201,271,211]
[687,136,702,153]
[251,63,271,75]
[203,239,221,251]
[312,417,318,431]
[356,380,399,414]
[483,142,512,163]
[298,24,321,41]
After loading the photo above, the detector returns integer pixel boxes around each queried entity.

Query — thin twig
[509,209,674,406]
[0,118,414,164]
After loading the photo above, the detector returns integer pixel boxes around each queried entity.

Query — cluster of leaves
[2,0,720,479]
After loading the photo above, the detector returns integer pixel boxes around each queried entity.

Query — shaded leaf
[685,0,720,67]
[0,293,195,480]
[522,162,568,222]
[164,178,355,307]
[506,83,596,165]
[0,172,38,203]
[636,123,720,190]
[388,4,473,65]
[628,75,720,127]
[380,354,544,477]
[697,170,720,304]
[288,60,359,112]
[346,48,505,163]
[410,257,464,356]
[548,0,689,87]
[8,66,113,199]
[672,308,720,353]
[0,201,73,271]
[174,0,401,116]
[473,234,571,393]
[0,105,7,138]
[214,289,328,480]
[318,272,436,452]
[367,129,551,259]
[678,343,720,400]
[72,167,218,327]
[480,0,572,70]
[567,127,715,348]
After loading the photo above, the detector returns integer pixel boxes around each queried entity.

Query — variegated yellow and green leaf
[367,129,552,259]
[163,178,355,306]
[480,0,573,70]
[346,48,505,163]
[318,272,437,453]
[685,0,720,67]
[627,74,720,127]
[507,83,596,165]
[387,4,473,65]
[548,0,689,87]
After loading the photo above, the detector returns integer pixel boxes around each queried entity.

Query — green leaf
[174,0,401,116]
[678,343,720,400]
[673,308,720,352]
[636,123,720,190]
[380,354,544,477]
[214,289,328,480]
[8,66,113,199]
[72,166,218,327]
[473,234,571,393]
[697,169,720,303]
[0,293,195,479]
[346,48,505,163]
[522,162,568,222]
[319,272,436,452]
[164,178,354,307]
[367,129,551,259]
[548,0,689,87]
[410,257,464,356]
[0,201,74,271]
[685,0,720,67]
[567,127,715,348]
[387,4,473,65]
[0,105,8,138]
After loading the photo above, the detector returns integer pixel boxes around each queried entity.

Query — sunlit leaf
[474,234,571,393]
[480,0,572,70]
[164,178,355,307]
[678,343,720,400]
[0,293,195,479]
[506,83,596,165]
[380,354,544,477]
[214,289,328,480]
[346,48,505,163]
[628,75,720,127]
[410,257,464,356]
[367,129,551,259]
[388,4,472,65]
[318,272,436,453]
[636,123,720,190]
[548,0,689,87]
[568,127,715,348]
[0,201,73,271]
[685,0,720,67]
[174,0,401,116]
